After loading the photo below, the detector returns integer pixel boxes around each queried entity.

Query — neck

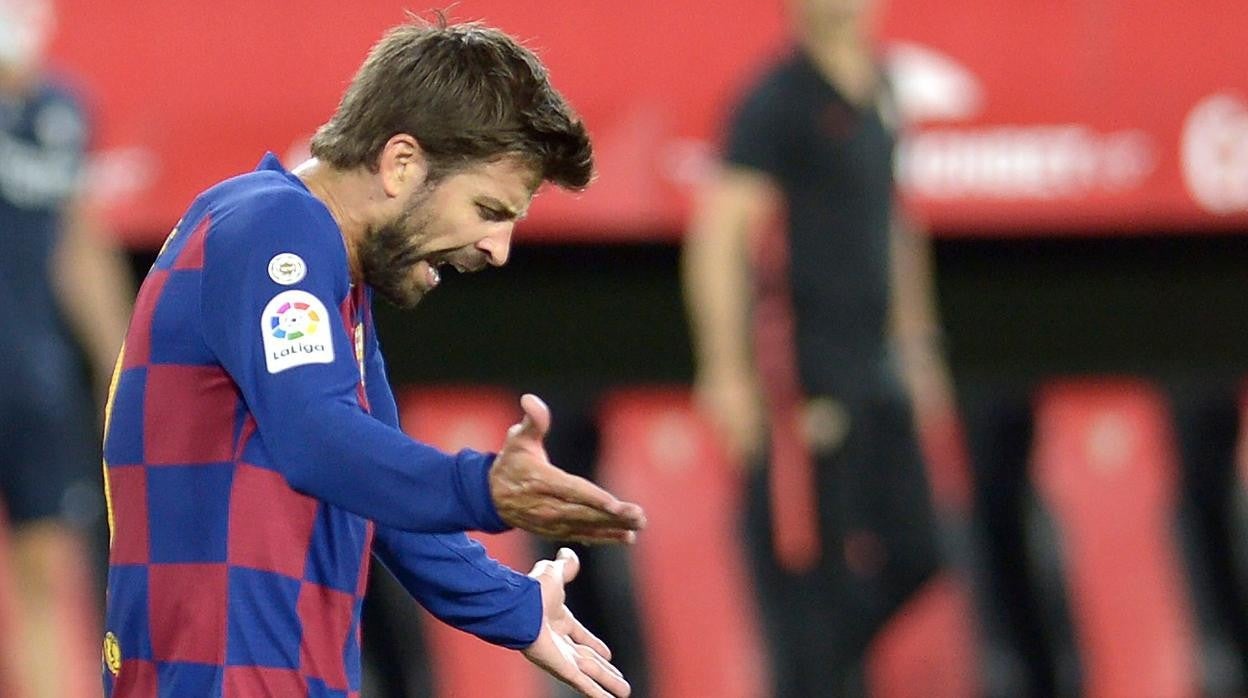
[293,159,373,283]
[801,22,867,71]
[800,26,876,104]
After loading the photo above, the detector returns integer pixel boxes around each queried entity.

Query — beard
[358,187,434,309]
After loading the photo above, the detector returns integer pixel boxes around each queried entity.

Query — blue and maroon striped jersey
[101,154,541,698]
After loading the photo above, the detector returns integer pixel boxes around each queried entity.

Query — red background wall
[49,1,1248,245]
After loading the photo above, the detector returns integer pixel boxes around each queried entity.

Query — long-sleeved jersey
[101,153,540,698]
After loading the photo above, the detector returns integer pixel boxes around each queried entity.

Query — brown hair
[310,16,593,190]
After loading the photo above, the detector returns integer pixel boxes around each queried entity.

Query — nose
[477,225,513,267]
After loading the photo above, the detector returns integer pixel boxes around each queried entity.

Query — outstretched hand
[490,394,646,544]
[523,549,631,698]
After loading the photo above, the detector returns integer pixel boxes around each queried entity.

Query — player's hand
[694,369,764,466]
[490,394,646,544]
[523,549,631,698]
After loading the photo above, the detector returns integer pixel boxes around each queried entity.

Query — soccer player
[101,19,642,698]
[1,0,133,695]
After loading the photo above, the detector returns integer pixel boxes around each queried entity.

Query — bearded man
[101,18,642,698]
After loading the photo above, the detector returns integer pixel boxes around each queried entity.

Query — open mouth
[430,257,472,274]
[419,259,471,290]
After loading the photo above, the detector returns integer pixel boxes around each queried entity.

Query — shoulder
[728,52,807,131]
[203,173,344,262]
[739,53,807,106]
[197,172,350,300]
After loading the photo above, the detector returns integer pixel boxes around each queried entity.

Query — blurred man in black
[683,0,948,695]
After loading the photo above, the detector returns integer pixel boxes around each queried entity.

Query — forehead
[442,156,540,202]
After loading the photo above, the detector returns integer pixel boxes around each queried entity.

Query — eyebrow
[478,196,528,220]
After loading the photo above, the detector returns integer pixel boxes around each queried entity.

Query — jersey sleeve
[362,312,541,648]
[373,526,542,648]
[722,71,798,181]
[361,299,401,429]
[199,188,508,534]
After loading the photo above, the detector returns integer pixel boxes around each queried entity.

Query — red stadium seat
[866,572,979,698]
[1032,380,1198,698]
[397,387,543,698]
[597,388,767,698]
[916,412,974,515]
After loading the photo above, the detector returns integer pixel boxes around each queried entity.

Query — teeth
[429,265,440,286]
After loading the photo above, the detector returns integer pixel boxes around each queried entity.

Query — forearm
[373,526,541,649]
[52,202,132,380]
[682,176,766,383]
[889,216,953,407]
[274,396,507,534]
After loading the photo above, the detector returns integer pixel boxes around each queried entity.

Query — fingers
[576,644,624,680]
[564,604,612,660]
[564,672,615,698]
[573,644,631,697]
[530,637,623,698]
[546,472,647,530]
[552,547,580,584]
[509,393,552,442]
[492,423,646,541]
[533,549,586,585]
[563,529,637,546]
[521,593,630,697]
[557,647,631,698]
[524,501,641,543]
[494,489,643,544]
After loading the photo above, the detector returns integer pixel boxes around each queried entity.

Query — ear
[377,133,429,198]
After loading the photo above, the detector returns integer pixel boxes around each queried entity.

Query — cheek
[424,212,478,250]
[405,207,448,245]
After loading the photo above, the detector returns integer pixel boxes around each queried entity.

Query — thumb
[553,547,580,584]
[510,393,552,442]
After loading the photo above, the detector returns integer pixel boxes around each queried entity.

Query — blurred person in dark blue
[0,0,133,694]
[683,0,948,695]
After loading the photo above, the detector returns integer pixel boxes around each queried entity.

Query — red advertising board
[46,1,1248,245]
[883,2,1248,236]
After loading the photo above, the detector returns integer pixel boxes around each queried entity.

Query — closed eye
[477,203,511,222]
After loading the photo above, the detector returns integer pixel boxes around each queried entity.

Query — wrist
[897,330,946,354]
[456,449,510,533]
[699,362,754,386]
[518,578,545,651]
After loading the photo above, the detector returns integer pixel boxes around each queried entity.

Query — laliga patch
[262,290,335,373]
[267,252,307,285]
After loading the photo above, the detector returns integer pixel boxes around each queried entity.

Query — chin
[375,283,425,310]
[395,290,425,310]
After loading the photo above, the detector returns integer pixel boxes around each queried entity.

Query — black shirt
[0,79,90,391]
[724,48,899,399]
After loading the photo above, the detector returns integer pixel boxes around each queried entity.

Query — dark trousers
[1169,382,1248,695]
[959,383,1076,698]
[961,380,1248,697]
[745,394,941,698]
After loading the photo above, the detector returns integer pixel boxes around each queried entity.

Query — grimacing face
[359,155,538,309]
